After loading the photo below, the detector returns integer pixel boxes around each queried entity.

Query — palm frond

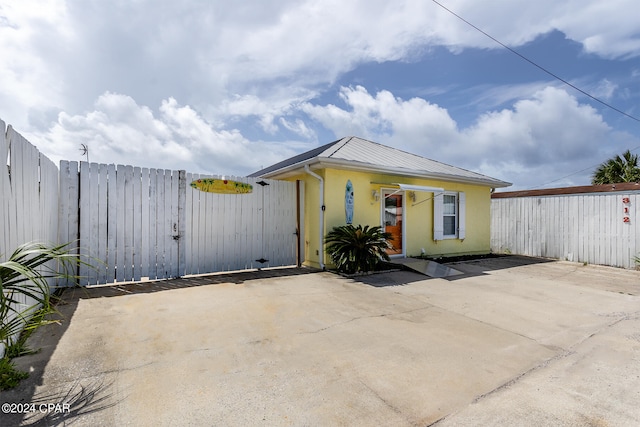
[325,224,393,274]
[592,149,640,184]
[1,241,87,349]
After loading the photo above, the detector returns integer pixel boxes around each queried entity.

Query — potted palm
[325,224,393,275]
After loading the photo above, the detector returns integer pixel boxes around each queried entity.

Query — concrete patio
[2,256,639,426]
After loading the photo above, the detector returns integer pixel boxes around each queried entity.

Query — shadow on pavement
[443,254,555,281]
[0,291,86,427]
[79,266,320,299]
[350,269,430,287]
[19,378,120,426]
[351,255,555,287]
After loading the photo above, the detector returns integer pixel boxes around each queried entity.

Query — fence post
[58,160,80,287]
[177,170,186,277]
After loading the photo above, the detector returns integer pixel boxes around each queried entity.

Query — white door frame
[380,188,406,258]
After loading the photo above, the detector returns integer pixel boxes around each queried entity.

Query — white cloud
[463,87,611,164]
[26,93,298,176]
[303,86,458,146]
[2,0,640,190]
[4,0,640,134]
[590,79,618,100]
[301,85,624,189]
[0,0,72,129]
[280,117,314,139]
[430,1,640,59]
[462,81,562,111]
[555,1,640,59]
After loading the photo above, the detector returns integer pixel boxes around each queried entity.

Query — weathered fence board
[61,162,185,285]
[59,163,298,285]
[491,192,640,268]
[184,173,297,275]
[1,123,59,253]
[1,120,60,357]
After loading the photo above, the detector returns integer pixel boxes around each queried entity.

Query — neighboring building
[250,136,511,269]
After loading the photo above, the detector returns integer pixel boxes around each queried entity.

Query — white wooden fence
[1,120,59,258]
[1,118,299,357]
[59,162,299,285]
[491,191,640,268]
[1,120,59,356]
[185,172,298,276]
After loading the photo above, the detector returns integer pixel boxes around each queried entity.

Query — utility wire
[531,145,640,189]
[529,163,607,189]
[430,0,640,189]
[430,0,640,123]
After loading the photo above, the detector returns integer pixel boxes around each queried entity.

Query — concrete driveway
[2,256,639,426]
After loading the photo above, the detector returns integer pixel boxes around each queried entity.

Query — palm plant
[592,150,640,184]
[1,242,82,352]
[325,224,393,274]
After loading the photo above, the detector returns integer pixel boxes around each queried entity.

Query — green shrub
[0,356,29,390]
[1,241,86,389]
[325,225,393,274]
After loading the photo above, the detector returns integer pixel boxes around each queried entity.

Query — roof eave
[256,157,511,188]
[253,158,320,179]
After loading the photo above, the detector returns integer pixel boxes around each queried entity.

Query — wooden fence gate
[60,161,299,286]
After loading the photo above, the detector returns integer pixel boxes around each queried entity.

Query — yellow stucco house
[250,136,511,269]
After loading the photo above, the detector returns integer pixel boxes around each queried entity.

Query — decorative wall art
[345,179,354,224]
[190,178,253,194]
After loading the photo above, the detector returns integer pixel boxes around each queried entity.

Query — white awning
[395,183,444,193]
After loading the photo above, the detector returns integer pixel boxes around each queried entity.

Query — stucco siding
[283,167,493,267]
[324,169,492,259]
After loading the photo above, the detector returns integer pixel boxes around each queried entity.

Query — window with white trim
[442,193,457,237]
[433,191,465,240]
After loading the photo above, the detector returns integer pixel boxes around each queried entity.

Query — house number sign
[623,196,631,223]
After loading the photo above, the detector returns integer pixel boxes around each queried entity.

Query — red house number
[623,196,631,223]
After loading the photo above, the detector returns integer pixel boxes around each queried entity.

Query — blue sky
[1,0,640,190]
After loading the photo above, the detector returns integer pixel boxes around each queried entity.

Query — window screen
[443,194,457,236]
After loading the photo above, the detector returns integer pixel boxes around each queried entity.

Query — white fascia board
[258,157,512,188]
[316,159,511,188]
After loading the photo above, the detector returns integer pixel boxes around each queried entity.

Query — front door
[382,191,404,256]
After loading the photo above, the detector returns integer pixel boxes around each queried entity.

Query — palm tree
[592,150,640,185]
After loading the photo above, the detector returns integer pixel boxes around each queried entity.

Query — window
[443,194,457,237]
[433,191,465,240]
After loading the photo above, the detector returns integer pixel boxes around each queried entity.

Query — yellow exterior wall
[282,172,324,268]
[283,167,492,267]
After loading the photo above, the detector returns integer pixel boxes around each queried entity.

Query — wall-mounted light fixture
[408,191,416,202]
[371,190,380,201]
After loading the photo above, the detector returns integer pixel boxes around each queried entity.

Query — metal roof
[249,136,511,188]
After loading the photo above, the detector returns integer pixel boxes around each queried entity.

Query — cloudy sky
[1,0,640,190]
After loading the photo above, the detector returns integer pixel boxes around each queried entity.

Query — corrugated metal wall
[491,192,640,268]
